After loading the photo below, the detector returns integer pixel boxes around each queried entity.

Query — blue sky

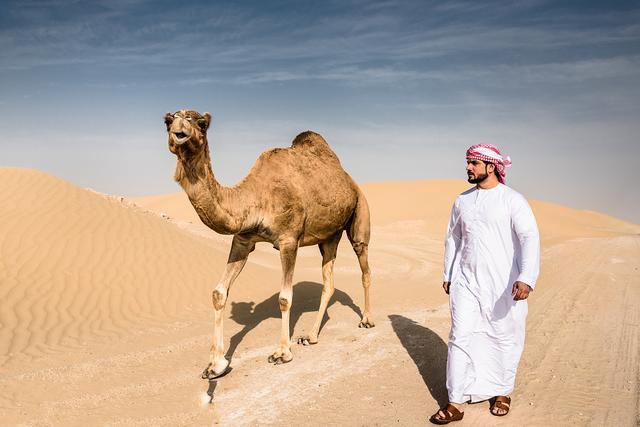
[1,0,639,223]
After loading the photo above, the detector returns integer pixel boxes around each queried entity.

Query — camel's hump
[290,131,328,148]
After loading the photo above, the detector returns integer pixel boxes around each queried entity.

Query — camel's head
[164,110,212,158]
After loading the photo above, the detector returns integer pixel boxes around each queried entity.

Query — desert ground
[1,167,638,426]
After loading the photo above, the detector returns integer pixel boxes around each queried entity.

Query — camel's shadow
[225,281,362,360]
[389,314,448,407]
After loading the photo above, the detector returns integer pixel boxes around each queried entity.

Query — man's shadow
[389,315,448,407]
[225,281,362,360]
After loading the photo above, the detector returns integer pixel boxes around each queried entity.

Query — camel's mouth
[171,131,190,145]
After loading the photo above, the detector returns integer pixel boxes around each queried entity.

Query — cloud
[2,0,638,77]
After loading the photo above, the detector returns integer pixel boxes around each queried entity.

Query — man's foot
[490,396,511,416]
[429,403,464,424]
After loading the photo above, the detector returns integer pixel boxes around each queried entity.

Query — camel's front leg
[202,236,255,380]
[268,239,298,365]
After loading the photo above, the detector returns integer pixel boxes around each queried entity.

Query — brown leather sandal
[429,403,464,424]
[490,396,511,416]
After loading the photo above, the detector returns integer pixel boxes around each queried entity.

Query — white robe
[443,183,540,403]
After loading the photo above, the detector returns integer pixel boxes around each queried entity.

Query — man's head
[465,144,511,184]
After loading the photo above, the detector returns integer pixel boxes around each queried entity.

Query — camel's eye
[197,119,207,130]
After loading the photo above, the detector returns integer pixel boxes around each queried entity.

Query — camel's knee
[212,288,227,310]
[279,296,291,312]
[352,241,368,257]
[361,273,371,288]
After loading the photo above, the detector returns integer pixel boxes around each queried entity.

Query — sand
[1,167,638,426]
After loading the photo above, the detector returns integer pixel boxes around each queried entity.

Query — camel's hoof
[358,320,375,328]
[201,364,231,380]
[296,336,318,346]
[268,353,293,365]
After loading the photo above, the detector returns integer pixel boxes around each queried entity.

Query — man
[430,144,540,424]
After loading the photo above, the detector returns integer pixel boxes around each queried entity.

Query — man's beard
[467,171,488,184]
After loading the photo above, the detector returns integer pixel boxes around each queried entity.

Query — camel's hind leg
[347,191,375,328]
[297,232,342,346]
[202,235,255,380]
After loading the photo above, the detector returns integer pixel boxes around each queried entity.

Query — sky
[1,0,639,223]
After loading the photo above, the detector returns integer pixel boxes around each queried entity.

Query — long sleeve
[443,200,462,282]
[511,194,540,288]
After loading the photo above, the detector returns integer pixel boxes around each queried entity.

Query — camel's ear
[164,112,174,130]
[198,112,212,132]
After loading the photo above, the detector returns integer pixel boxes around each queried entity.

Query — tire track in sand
[510,236,640,426]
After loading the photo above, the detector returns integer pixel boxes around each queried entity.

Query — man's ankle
[449,402,464,411]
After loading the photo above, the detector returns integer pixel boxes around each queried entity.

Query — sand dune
[0,168,276,369]
[1,167,638,426]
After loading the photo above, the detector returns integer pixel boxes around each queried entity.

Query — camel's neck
[174,146,248,235]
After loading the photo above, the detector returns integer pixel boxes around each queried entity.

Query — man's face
[466,159,491,183]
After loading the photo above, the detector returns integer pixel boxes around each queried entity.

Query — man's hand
[512,281,532,301]
[443,281,450,295]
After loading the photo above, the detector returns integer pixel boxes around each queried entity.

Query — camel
[164,109,374,379]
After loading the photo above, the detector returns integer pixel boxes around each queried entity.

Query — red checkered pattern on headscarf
[466,143,512,183]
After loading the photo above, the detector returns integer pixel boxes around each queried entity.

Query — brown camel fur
[164,110,374,379]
